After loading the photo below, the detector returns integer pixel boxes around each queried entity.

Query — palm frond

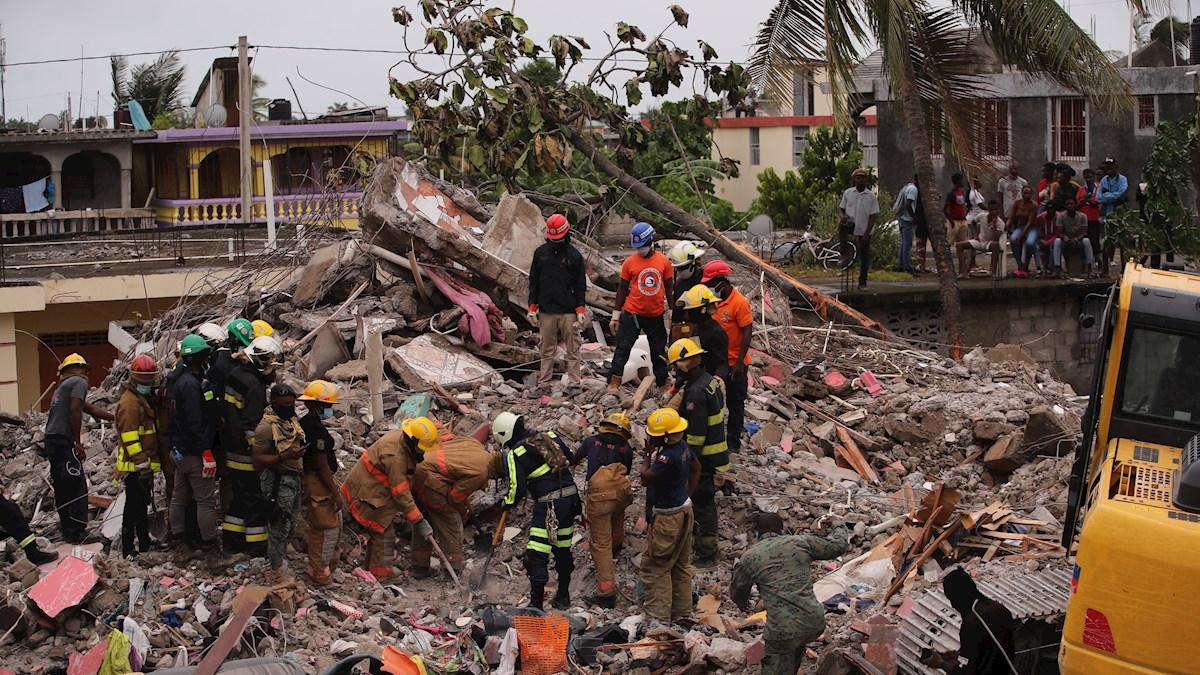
[110,55,129,107]
[954,0,1130,110]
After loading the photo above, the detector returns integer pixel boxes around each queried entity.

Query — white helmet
[491,411,522,447]
[668,241,702,268]
[245,335,283,368]
[196,322,229,348]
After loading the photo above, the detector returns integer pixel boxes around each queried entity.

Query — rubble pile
[0,159,1083,673]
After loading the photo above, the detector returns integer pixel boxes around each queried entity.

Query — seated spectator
[1009,186,1039,278]
[1035,210,1061,277]
[1053,198,1095,277]
[957,199,1005,280]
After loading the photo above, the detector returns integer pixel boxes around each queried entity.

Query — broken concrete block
[1021,405,1073,456]
[706,637,748,669]
[325,359,369,381]
[983,435,1024,474]
[480,193,544,275]
[812,421,837,442]
[307,323,352,380]
[7,558,36,584]
[883,415,939,444]
[388,334,498,389]
[293,242,347,306]
[28,554,98,619]
[973,420,1016,443]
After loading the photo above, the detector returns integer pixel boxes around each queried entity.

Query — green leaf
[528,106,544,133]
[511,16,528,33]
[419,0,436,22]
[485,87,511,104]
[451,83,465,105]
[425,28,448,54]
[670,5,689,27]
[698,41,718,61]
[616,22,646,44]
[625,78,643,106]
[519,36,540,56]
[571,36,591,50]
[464,69,482,89]
[515,144,530,169]
[468,144,485,169]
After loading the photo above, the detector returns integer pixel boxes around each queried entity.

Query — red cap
[545,214,571,241]
[701,259,732,283]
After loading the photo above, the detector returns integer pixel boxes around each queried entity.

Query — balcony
[1,208,155,239]
[154,191,363,229]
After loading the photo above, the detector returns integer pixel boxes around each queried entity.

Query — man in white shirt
[838,168,880,290]
[956,199,1005,280]
[996,163,1028,220]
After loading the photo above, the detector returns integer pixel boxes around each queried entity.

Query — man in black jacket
[528,214,588,392]
[168,335,220,552]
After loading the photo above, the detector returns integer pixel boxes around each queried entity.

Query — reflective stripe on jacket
[342,430,422,533]
[115,386,161,474]
[682,371,729,471]
[414,437,500,512]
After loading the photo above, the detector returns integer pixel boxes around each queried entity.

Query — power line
[4,45,234,68]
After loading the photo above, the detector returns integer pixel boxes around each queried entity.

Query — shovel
[469,508,509,591]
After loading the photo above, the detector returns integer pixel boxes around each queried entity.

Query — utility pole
[238,36,253,227]
[1,23,7,121]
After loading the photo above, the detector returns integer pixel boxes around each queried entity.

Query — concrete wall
[0,138,135,209]
[713,125,799,210]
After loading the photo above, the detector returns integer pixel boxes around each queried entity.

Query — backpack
[526,431,570,473]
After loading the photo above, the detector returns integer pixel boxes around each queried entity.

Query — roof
[0,129,157,146]
[1116,40,1181,68]
[191,56,243,108]
[135,120,408,144]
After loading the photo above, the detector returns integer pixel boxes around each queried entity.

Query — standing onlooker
[838,168,879,290]
[997,163,1028,221]
[701,261,753,454]
[944,174,970,271]
[1010,186,1040,278]
[528,214,587,393]
[893,176,920,274]
[956,199,1005,280]
[1078,169,1104,275]
[1048,164,1080,213]
[1097,157,1129,218]
[609,222,674,394]
[1036,162,1056,208]
[967,176,987,222]
[44,354,113,544]
[1053,198,1095,277]
[251,384,307,583]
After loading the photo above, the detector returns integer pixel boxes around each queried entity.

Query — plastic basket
[513,614,570,675]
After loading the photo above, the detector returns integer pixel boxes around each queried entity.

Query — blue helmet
[631,222,656,248]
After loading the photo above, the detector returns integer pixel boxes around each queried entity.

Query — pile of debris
[0,159,1083,674]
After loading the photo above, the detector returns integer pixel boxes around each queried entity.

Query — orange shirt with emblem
[620,252,674,317]
[714,288,753,366]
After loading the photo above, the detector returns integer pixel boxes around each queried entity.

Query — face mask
[637,246,653,257]
[272,404,295,419]
[135,383,154,395]
[322,407,334,420]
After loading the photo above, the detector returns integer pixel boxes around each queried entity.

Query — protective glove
[201,449,217,479]
[414,518,434,540]
[609,311,621,335]
[575,308,588,329]
[526,309,539,326]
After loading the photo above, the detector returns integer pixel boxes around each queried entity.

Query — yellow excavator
[1060,262,1200,673]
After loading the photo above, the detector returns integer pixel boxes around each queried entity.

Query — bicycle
[770,224,857,272]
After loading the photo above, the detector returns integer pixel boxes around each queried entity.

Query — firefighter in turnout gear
[297,380,342,586]
[219,335,281,556]
[640,408,700,621]
[668,241,704,340]
[574,412,635,608]
[115,354,163,558]
[668,337,728,568]
[341,419,436,582]
[493,412,581,610]
[251,384,307,582]
[411,419,503,579]
[675,285,728,381]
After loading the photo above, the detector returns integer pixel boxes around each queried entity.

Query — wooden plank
[982,542,1001,562]
[797,401,878,451]
[193,585,273,675]
[835,425,879,483]
[885,518,962,602]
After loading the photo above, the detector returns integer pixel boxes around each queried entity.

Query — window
[750,128,761,166]
[792,71,807,117]
[792,127,808,166]
[1119,327,1200,429]
[1136,95,1157,133]
[1052,97,1087,161]
[979,100,1011,159]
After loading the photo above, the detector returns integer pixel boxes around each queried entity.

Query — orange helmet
[129,354,159,383]
[701,259,732,283]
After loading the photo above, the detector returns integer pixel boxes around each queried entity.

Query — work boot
[307,565,332,587]
[266,566,292,585]
[528,585,546,611]
[551,582,571,610]
[692,553,717,569]
[370,566,397,583]
[22,540,58,566]
[606,376,621,394]
[585,593,616,609]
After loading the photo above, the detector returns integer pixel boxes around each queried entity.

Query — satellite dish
[37,114,61,132]
[204,104,227,127]
[747,214,774,238]
[94,116,109,129]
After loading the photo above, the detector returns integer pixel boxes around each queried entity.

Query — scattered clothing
[22,178,49,213]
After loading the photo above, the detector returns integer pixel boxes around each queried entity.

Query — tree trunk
[558,125,889,338]
[895,56,964,358]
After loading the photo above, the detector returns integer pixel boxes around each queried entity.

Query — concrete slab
[480,194,544,275]
[390,334,498,389]
[29,554,98,618]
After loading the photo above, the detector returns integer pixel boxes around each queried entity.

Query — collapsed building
[0,159,1080,674]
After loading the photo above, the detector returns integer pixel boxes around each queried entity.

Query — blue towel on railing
[22,178,49,212]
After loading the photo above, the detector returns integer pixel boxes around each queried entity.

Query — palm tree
[749,0,1131,356]
[110,51,187,122]
[251,75,271,121]
[1150,16,1189,63]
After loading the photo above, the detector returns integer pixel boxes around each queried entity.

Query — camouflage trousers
[261,471,302,569]
[762,635,810,675]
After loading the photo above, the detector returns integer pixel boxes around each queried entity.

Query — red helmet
[545,214,571,241]
[701,259,732,283]
[130,354,159,384]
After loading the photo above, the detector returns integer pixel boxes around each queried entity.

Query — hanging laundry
[0,187,24,215]
[23,178,49,213]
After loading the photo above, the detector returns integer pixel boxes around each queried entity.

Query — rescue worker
[43,353,113,544]
[203,318,251,517]
[220,335,282,556]
[527,214,588,392]
[933,568,1017,675]
[674,285,728,381]
[493,411,580,610]
[167,335,221,553]
[640,408,700,621]
[701,260,753,453]
[297,380,342,586]
[340,419,436,582]
[667,241,704,339]
[410,420,501,579]
[573,412,635,608]
[251,384,307,582]
[667,337,729,568]
[0,493,57,565]
[608,222,675,394]
[730,513,848,675]
[115,354,164,558]
[252,319,275,339]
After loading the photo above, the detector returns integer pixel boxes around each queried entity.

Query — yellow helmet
[646,408,688,437]
[400,416,440,453]
[298,380,339,403]
[676,284,719,311]
[58,353,89,372]
[598,412,632,437]
[252,320,275,338]
[667,337,706,365]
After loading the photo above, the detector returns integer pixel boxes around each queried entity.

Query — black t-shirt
[647,439,692,509]
[299,412,337,473]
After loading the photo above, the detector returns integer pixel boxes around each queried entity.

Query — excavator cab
[1060,262,1200,673]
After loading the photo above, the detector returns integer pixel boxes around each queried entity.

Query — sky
[0,0,1163,125]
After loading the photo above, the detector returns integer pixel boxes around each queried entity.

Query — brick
[1033,317,1058,334]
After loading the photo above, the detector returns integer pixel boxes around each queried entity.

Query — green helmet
[227,318,254,348]
[179,334,211,357]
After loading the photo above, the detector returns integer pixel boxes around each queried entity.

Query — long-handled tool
[428,536,463,592]
[471,507,509,590]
